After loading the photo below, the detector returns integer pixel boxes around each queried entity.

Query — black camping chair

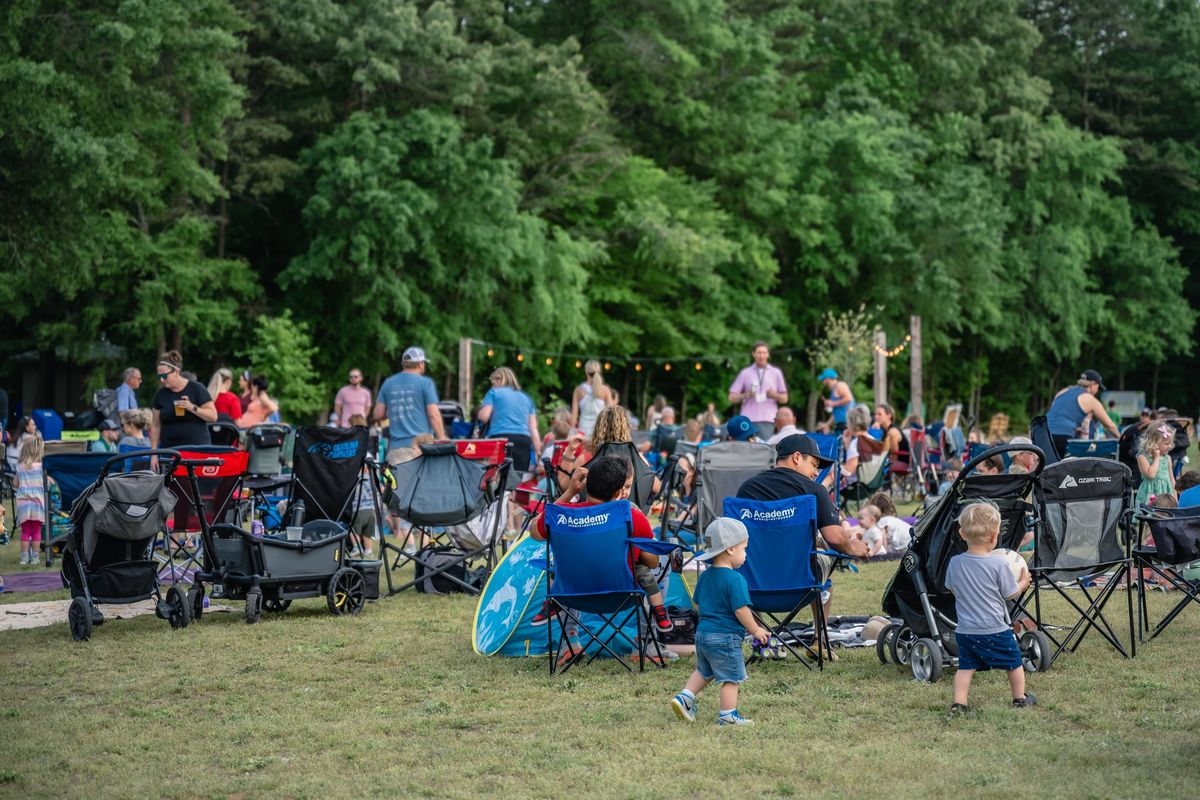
[1029,415,1061,466]
[1016,457,1135,664]
[278,426,372,527]
[588,441,657,514]
[382,442,511,595]
[1132,505,1200,643]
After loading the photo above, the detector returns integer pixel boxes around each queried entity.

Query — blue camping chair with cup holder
[722,494,837,669]
[541,500,680,674]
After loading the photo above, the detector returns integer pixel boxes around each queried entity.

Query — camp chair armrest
[630,539,683,556]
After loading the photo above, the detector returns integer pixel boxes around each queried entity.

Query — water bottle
[290,499,306,528]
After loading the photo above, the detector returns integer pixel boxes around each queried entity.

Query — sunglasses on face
[157,373,171,381]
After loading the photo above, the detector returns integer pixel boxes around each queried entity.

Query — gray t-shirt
[945,552,1019,635]
[378,371,439,450]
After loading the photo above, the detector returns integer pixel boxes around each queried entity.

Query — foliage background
[2,0,1197,424]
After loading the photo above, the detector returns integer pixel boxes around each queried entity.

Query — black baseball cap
[99,418,120,431]
[1080,369,1106,391]
[775,434,834,467]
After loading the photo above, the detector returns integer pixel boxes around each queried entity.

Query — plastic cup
[174,400,187,417]
[286,526,302,541]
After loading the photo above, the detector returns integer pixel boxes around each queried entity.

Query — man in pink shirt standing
[334,368,373,425]
[728,342,789,440]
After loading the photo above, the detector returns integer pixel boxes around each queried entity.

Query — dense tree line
[2,0,1196,423]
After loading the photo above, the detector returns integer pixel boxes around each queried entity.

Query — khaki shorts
[814,535,834,584]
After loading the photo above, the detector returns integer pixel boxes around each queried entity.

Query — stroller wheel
[166,586,190,629]
[890,627,917,665]
[188,586,204,621]
[910,638,944,683]
[327,567,366,616]
[1020,629,1052,673]
[244,588,262,624]
[876,623,898,664]
[68,597,93,642]
[263,597,292,613]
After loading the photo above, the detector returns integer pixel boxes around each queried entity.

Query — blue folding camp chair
[1065,439,1119,459]
[542,500,678,674]
[723,494,832,669]
[808,434,842,507]
[43,452,112,567]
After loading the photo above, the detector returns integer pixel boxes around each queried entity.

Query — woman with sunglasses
[150,350,218,449]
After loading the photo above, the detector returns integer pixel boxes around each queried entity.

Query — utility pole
[910,315,922,421]
[874,328,887,407]
[458,338,472,411]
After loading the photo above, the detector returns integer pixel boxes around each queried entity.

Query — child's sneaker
[1012,692,1038,709]
[718,709,753,726]
[652,604,674,633]
[670,693,696,722]
[531,599,557,626]
[948,703,971,717]
[18,551,29,566]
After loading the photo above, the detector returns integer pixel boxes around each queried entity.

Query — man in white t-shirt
[728,342,788,441]
[767,406,804,445]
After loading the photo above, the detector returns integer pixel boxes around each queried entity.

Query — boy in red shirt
[532,455,673,634]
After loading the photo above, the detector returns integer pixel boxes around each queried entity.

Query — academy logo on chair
[555,512,610,527]
[738,506,796,522]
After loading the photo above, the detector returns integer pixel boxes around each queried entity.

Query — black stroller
[187,427,382,623]
[878,443,1053,682]
[60,450,192,641]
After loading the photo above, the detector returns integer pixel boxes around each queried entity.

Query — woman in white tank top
[572,359,612,436]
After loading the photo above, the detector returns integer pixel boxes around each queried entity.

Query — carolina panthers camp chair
[42,452,112,567]
[278,426,370,526]
[1132,505,1200,643]
[722,495,832,668]
[383,441,510,595]
[666,441,776,553]
[542,500,676,674]
[1021,457,1135,663]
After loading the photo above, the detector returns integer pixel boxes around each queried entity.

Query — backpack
[413,545,487,594]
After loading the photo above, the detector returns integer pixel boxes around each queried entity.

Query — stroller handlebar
[99,448,181,479]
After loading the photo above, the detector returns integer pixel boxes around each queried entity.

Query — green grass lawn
[2,532,1198,800]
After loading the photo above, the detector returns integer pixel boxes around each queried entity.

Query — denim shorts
[695,631,747,685]
[955,630,1023,672]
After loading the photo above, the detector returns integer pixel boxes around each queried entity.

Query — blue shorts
[955,630,1022,672]
[695,631,747,685]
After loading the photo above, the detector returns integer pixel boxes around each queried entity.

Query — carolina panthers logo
[307,441,360,460]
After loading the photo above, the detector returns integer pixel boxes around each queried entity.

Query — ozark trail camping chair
[1132,505,1200,643]
[542,500,677,674]
[1020,457,1135,664]
[722,495,833,670]
[383,440,510,595]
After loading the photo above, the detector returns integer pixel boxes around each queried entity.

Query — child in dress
[15,434,46,566]
[1135,423,1176,507]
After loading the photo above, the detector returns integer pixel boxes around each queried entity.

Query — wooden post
[874,329,887,407]
[458,338,472,412]
[910,315,922,422]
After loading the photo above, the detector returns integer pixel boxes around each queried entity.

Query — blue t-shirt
[945,552,1019,635]
[481,387,536,437]
[379,371,439,449]
[1178,485,1200,509]
[116,382,138,412]
[694,565,752,636]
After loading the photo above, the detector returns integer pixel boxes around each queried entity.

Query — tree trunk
[806,389,822,432]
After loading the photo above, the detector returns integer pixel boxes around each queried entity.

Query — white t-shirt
[863,525,887,556]
[878,515,912,550]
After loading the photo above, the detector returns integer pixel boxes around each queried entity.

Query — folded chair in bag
[1021,457,1135,663]
[722,495,832,669]
[383,441,510,595]
[42,452,111,567]
[542,500,677,674]
[1132,505,1200,643]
